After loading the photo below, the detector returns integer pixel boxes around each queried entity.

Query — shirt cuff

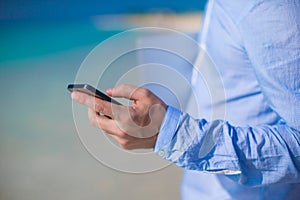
[154,106,181,154]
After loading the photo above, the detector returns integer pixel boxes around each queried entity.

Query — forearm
[155,106,300,187]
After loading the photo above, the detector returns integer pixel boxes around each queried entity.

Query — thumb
[107,84,141,100]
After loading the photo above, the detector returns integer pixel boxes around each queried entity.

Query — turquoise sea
[0,18,186,199]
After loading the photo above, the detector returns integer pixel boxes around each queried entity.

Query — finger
[106,134,132,150]
[88,108,128,138]
[72,91,115,117]
[106,84,145,100]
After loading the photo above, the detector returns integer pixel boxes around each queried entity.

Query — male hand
[71,84,166,150]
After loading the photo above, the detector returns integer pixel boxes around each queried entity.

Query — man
[71,0,300,199]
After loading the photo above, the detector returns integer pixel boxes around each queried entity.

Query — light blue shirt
[154,0,300,199]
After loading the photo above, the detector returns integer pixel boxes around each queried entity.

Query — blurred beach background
[0,0,206,199]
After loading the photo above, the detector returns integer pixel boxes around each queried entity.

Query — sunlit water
[0,20,182,200]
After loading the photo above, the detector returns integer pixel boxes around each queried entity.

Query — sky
[0,0,207,22]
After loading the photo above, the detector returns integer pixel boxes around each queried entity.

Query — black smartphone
[67,83,122,105]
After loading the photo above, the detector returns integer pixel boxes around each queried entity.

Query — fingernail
[71,92,77,99]
[106,88,112,95]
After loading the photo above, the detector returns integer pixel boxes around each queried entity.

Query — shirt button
[158,150,165,157]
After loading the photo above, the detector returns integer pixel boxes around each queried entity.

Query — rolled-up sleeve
[155,106,300,186]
